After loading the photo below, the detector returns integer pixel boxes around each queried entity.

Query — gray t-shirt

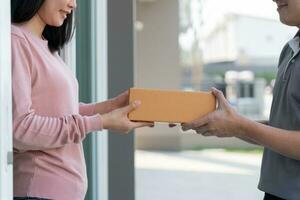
[258,34,300,200]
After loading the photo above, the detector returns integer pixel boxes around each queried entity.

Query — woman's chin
[48,20,65,27]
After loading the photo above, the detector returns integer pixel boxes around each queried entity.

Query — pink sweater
[12,24,103,200]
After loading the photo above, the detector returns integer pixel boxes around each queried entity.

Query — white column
[92,0,108,199]
[0,0,13,199]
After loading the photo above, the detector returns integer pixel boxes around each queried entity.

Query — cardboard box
[128,88,216,123]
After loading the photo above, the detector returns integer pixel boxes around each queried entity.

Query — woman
[183,0,300,199]
[11,0,151,199]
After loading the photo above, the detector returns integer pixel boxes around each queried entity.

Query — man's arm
[236,120,268,145]
[182,88,300,161]
[239,118,300,160]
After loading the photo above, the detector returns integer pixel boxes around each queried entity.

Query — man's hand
[181,88,244,138]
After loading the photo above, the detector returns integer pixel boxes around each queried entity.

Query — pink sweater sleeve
[12,36,103,151]
[79,102,97,116]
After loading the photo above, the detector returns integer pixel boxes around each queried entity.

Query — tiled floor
[135,149,264,200]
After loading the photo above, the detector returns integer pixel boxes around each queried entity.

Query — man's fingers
[169,123,177,128]
[195,125,209,135]
[212,87,230,108]
[182,114,210,131]
[130,121,154,128]
[202,132,213,137]
[195,125,213,137]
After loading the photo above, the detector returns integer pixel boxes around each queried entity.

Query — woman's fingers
[113,90,129,108]
[118,90,129,102]
[122,100,141,114]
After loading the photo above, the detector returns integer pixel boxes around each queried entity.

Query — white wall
[235,15,296,59]
[202,15,238,62]
[203,14,297,63]
[0,0,13,199]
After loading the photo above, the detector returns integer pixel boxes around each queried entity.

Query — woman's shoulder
[11,24,33,65]
[11,24,27,40]
[11,24,49,50]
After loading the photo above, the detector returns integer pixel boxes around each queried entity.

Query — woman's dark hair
[11,0,75,53]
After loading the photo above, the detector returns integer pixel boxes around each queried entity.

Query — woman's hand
[94,90,129,115]
[102,100,154,133]
[181,88,244,137]
[110,90,129,110]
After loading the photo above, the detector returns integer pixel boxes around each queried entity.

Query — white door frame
[0,0,13,199]
[92,0,108,199]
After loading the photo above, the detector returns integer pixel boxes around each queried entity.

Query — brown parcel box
[128,88,216,123]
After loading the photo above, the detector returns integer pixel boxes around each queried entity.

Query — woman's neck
[20,14,46,39]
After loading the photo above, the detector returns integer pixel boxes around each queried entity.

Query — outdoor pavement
[135,149,264,200]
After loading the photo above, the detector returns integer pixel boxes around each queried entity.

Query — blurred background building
[134,0,297,150]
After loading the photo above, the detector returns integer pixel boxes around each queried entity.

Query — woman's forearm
[94,99,115,115]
